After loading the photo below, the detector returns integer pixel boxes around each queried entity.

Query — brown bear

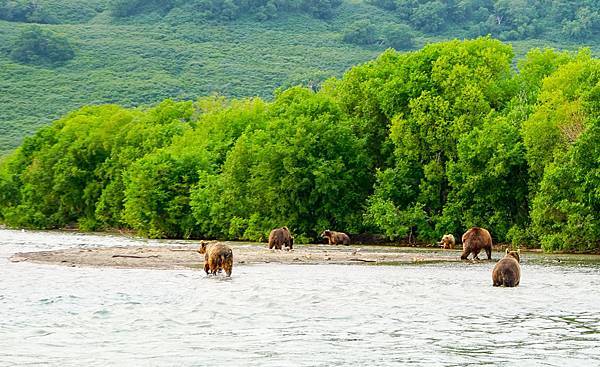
[492,249,521,287]
[268,227,294,250]
[320,230,350,245]
[461,227,492,260]
[197,241,233,277]
[437,234,455,249]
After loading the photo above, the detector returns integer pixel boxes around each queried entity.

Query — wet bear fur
[268,227,294,250]
[198,241,233,276]
[320,230,350,245]
[492,249,521,287]
[461,227,492,260]
[438,234,455,249]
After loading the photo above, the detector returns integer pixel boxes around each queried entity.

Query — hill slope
[1,0,598,154]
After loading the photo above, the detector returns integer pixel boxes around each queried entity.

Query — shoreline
[9,242,466,270]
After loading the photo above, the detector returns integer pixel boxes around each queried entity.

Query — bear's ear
[506,248,510,254]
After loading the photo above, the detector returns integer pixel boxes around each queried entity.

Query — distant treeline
[367,0,599,41]
[1,38,598,252]
[3,0,597,43]
[110,0,343,20]
[0,0,104,23]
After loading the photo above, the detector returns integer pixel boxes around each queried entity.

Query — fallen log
[111,254,160,259]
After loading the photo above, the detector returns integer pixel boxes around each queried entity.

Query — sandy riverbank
[9,242,465,270]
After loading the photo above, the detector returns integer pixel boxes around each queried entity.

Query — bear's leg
[472,249,481,260]
[204,263,210,275]
[208,258,218,275]
[460,248,470,260]
[223,261,232,277]
[485,246,492,260]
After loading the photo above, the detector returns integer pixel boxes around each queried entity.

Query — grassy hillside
[1,0,598,155]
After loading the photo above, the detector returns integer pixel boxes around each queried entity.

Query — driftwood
[111,254,160,259]
[349,258,376,263]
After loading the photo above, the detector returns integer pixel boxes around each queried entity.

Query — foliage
[0,101,194,229]
[110,0,343,20]
[121,97,268,238]
[10,25,74,65]
[0,0,105,23]
[349,37,516,241]
[371,0,600,41]
[527,56,600,252]
[381,23,414,50]
[1,37,599,252]
[1,0,600,155]
[190,87,372,241]
[443,116,529,242]
[342,20,378,45]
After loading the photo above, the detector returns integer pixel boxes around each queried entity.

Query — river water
[1,229,599,366]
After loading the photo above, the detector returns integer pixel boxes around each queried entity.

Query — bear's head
[198,241,209,254]
[438,234,453,248]
[505,248,520,262]
[320,230,332,238]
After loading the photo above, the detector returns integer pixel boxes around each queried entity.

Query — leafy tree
[522,51,596,189]
[191,87,372,241]
[122,97,268,238]
[342,20,378,46]
[381,23,414,50]
[366,0,396,11]
[531,123,600,252]
[0,0,56,23]
[562,7,600,40]
[525,56,600,251]
[359,37,515,241]
[0,101,193,230]
[442,116,529,241]
[10,26,74,65]
[94,100,195,229]
[412,1,448,33]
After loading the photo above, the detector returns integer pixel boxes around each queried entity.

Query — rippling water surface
[1,229,600,366]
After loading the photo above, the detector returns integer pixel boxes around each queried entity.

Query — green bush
[342,20,378,46]
[10,26,74,65]
[381,23,414,50]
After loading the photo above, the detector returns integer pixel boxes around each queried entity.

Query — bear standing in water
[461,227,492,260]
[492,249,521,287]
[320,230,350,245]
[268,227,294,250]
[197,241,233,277]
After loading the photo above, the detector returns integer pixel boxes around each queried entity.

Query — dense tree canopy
[1,38,599,252]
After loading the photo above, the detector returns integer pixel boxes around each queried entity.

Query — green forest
[1,0,599,155]
[1,37,599,252]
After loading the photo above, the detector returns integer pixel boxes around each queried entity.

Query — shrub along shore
[1,38,598,252]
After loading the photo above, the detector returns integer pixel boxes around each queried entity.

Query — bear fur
[438,234,455,249]
[461,227,492,260]
[197,241,233,277]
[320,230,350,245]
[492,249,521,287]
[268,227,294,250]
